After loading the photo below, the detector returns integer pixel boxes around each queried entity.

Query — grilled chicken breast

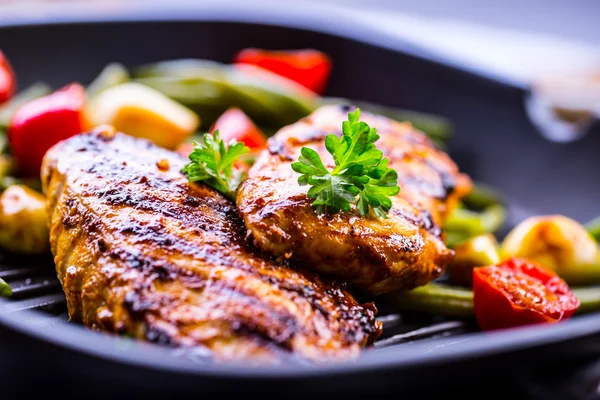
[41,126,381,363]
[237,105,472,295]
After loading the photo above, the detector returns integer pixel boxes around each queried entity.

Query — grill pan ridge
[0,2,600,396]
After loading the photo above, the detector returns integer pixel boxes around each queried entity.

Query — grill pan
[0,2,599,398]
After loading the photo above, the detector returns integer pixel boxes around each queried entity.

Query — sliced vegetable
[86,63,130,98]
[291,108,400,218]
[0,50,16,105]
[210,107,267,150]
[473,258,580,331]
[0,277,11,297]
[182,130,249,200]
[383,282,599,318]
[447,234,500,286]
[88,82,199,150]
[502,215,600,285]
[0,82,52,130]
[9,83,88,177]
[234,48,331,94]
[0,185,49,254]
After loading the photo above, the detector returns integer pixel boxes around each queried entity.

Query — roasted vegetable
[234,48,332,94]
[9,83,88,177]
[473,258,579,331]
[384,282,599,318]
[443,204,506,247]
[0,50,16,105]
[0,185,49,254]
[0,277,10,297]
[382,283,475,318]
[88,82,199,150]
[209,107,267,150]
[0,82,52,131]
[502,215,600,285]
[133,59,317,129]
[447,234,500,286]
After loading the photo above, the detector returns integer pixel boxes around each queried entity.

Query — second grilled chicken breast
[237,105,472,295]
[41,126,381,363]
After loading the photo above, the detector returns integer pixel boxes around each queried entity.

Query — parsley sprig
[291,109,400,218]
[182,130,249,200]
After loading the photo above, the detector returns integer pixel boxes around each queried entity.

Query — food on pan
[446,234,500,286]
[41,126,381,362]
[234,48,332,94]
[0,46,597,355]
[88,82,199,149]
[237,105,471,294]
[0,50,15,105]
[501,215,600,285]
[9,83,89,177]
[473,258,580,331]
[0,184,48,254]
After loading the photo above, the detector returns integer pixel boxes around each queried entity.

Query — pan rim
[0,0,525,90]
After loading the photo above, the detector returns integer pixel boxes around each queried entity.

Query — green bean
[319,96,453,142]
[133,59,316,129]
[463,182,505,210]
[444,204,506,237]
[573,286,600,314]
[0,277,11,297]
[585,216,600,242]
[87,63,130,98]
[383,283,600,318]
[0,82,52,129]
[382,283,474,318]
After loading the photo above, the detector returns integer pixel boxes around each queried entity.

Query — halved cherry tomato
[9,83,88,177]
[234,48,332,94]
[473,257,580,331]
[209,107,267,150]
[0,50,16,104]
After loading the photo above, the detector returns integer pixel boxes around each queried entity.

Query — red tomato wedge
[0,50,16,105]
[9,83,88,177]
[234,48,332,94]
[473,258,580,331]
[209,107,267,150]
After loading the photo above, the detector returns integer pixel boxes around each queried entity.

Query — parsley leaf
[182,130,249,200]
[291,109,400,218]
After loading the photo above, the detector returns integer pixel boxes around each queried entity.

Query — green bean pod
[383,283,600,318]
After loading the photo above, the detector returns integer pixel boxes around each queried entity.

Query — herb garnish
[291,109,399,218]
[182,130,249,200]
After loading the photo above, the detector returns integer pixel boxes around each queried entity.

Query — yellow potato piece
[501,214,600,284]
[447,234,500,286]
[0,185,49,254]
[89,82,199,149]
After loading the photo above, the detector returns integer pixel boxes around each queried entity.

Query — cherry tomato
[473,257,580,331]
[0,50,16,104]
[9,83,88,177]
[210,107,267,150]
[234,48,332,94]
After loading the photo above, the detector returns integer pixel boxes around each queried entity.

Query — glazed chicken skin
[237,105,472,295]
[41,126,381,363]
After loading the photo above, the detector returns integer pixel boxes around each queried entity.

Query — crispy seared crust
[237,105,472,295]
[41,127,381,363]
